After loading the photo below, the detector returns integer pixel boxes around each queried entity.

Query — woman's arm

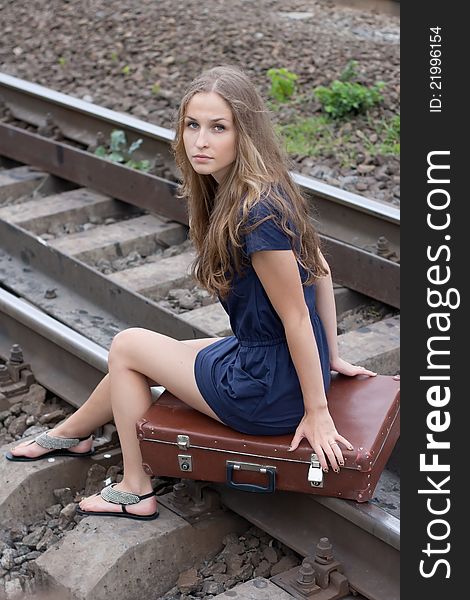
[251,250,327,409]
[251,249,352,469]
[314,251,339,363]
[315,251,377,377]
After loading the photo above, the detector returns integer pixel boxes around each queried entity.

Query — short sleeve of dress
[243,200,293,258]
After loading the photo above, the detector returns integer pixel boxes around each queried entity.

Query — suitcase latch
[178,454,192,472]
[308,453,324,488]
[177,435,190,450]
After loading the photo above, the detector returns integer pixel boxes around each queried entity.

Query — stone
[17,384,47,417]
[8,521,28,542]
[0,409,11,423]
[84,464,107,496]
[225,554,244,576]
[221,542,245,557]
[201,561,227,577]
[53,487,74,507]
[245,535,260,549]
[3,416,14,428]
[46,519,60,529]
[1,548,18,570]
[7,414,28,437]
[9,404,22,416]
[4,577,23,598]
[105,464,122,482]
[357,164,376,174]
[177,567,201,594]
[202,580,224,595]
[253,559,271,578]
[270,554,300,576]
[45,504,63,518]
[21,425,48,438]
[212,572,230,585]
[36,529,59,552]
[22,526,47,549]
[12,545,30,556]
[58,503,77,529]
[262,546,279,564]
[38,409,67,424]
[249,551,262,568]
[24,550,42,562]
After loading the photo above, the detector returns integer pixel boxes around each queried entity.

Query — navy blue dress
[194,198,331,435]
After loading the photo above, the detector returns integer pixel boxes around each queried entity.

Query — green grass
[275,112,400,168]
[379,114,400,155]
[276,115,348,158]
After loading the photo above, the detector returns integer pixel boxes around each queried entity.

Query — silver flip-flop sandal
[5,431,95,462]
[76,483,159,521]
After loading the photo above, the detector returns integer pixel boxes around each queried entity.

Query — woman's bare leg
[78,329,226,516]
[9,337,222,459]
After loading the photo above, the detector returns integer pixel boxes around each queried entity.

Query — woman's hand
[330,356,377,377]
[288,406,354,472]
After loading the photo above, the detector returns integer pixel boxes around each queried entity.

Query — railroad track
[0,74,399,599]
[0,286,398,600]
[0,72,399,310]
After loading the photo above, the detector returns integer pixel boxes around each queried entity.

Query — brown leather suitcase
[136,373,400,502]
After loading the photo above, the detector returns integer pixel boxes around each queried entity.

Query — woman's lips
[193,155,213,162]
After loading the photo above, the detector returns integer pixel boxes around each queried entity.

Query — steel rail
[0,286,165,407]
[0,217,210,351]
[0,285,398,599]
[0,73,400,256]
[0,121,400,308]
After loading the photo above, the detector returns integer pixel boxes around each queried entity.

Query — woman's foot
[78,481,158,517]
[9,429,93,459]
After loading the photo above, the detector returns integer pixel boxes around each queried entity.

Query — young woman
[6,65,376,520]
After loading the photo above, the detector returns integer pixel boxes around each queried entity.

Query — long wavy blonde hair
[171,65,328,300]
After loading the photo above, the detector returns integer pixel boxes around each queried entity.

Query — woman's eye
[185,122,225,131]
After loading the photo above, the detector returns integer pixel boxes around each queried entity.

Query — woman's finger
[337,435,354,451]
[322,442,339,472]
[329,441,344,466]
[313,445,329,472]
[357,366,377,376]
[288,430,303,452]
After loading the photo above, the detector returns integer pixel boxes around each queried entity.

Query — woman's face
[183,91,237,183]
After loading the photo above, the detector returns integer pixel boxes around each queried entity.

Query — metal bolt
[0,364,11,384]
[173,481,190,505]
[315,537,334,564]
[296,558,316,586]
[9,344,24,364]
[377,236,390,257]
[45,288,57,299]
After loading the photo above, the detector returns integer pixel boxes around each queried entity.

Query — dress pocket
[225,347,272,404]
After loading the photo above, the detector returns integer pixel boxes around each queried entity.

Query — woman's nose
[196,130,208,148]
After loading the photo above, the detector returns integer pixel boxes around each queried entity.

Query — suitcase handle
[226,461,276,493]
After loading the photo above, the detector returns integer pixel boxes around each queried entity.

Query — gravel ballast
[0,0,399,204]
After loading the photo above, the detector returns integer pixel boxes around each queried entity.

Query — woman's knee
[108,327,146,367]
